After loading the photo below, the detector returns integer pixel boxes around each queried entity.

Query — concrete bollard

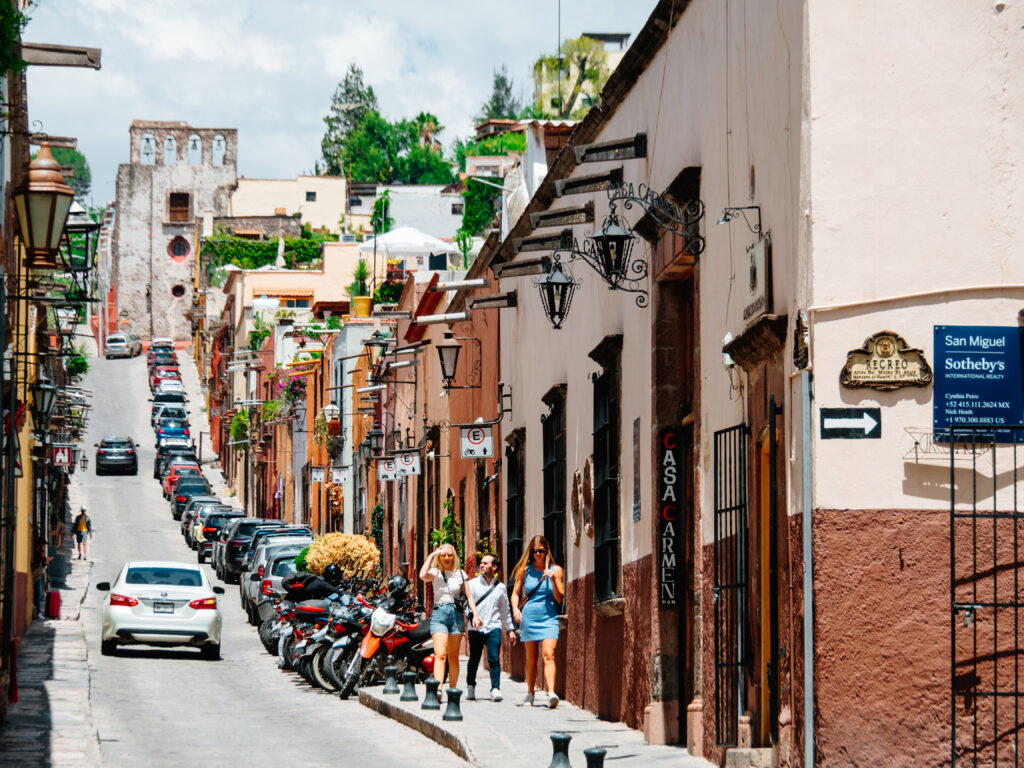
[382,665,400,694]
[583,746,607,768]
[443,688,464,721]
[400,671,418,701]
[422,678,441,710]
[548,732,572,768]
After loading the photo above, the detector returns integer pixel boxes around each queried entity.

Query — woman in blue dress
[511,535,564,708]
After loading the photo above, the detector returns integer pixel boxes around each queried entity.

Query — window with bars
[505,430,525,574]
[591,337,622,602]
[542,385,567,570]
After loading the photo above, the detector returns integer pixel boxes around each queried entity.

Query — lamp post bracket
[492,256,552,280]
[20,42,102,69]
[468,291,518,310]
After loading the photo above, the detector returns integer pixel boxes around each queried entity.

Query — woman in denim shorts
[419,544,481,695]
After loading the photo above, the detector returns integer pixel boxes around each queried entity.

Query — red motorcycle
[337,594,433,699]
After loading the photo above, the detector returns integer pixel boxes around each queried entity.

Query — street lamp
[436,332,462,389]
[14,144,75,270]
[322,403,340,422]
[589,214,635,283]
[29,380,58,438]
[368,426,384,456]
[535,256,579,330]
[80,452,88,471]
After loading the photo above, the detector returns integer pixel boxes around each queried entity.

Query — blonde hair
[435,543,461,573]
[512,535,556,584]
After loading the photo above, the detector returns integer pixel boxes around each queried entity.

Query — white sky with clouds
[24,1,657,207]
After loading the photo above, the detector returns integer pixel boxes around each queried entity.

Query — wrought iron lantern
[436,332,462,389]
[534,256,579,330]
[29,379,58,438]
[80,451,88,471]
[14,144,75,270]
[368,426,384,455]
[589,214,635,283]
[322,403,340,422]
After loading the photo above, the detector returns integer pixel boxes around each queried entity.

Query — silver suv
[241,535,312,623]
[104,334,142,358]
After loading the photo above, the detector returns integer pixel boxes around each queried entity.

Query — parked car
[239,526,313,574]
[103,334,142,359]
[196,509,243,564]
[180,498,221,538]
[151,337,175,349]
[94,436,139,475]
[252,551,301,622]
[150,366,182,391]
[152,404,188,428]
[216,518,273,582]
[157,449,198,481]
[155,380,186,395]
[188,503,236,550]
[161,463,201,498]
[170,480,214,519]
[153,440,195,479]
[241,535,312,620]
[148,354,177,372]
[97,560,224,659]
[151,390,187,408]
[156,417,190,445]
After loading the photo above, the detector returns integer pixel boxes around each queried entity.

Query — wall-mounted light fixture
[437,332,461,389]
[15,144,75,270]
[534,256,579,330]
[717,205,762,235]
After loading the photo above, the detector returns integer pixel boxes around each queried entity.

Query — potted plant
[349,258,372,318]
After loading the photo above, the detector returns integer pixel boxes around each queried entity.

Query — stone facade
[112,120,237,340]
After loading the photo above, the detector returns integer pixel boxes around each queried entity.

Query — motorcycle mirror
[213,586,225,595]
[250,573,260,581]
[95,582,110,591]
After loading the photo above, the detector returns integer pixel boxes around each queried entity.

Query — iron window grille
[713,422,750,747]
[505,430,526,575]
[593,350,621,603]
[543,386,567,570]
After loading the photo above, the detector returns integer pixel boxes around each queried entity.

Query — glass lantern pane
[28,191,54,252]
[48,193,73,251]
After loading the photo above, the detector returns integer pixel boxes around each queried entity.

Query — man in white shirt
[465,553,517,701]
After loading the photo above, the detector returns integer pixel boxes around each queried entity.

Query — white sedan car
[97,561,224,659]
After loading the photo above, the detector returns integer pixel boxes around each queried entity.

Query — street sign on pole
[331,468,349,484]
[378,457,400,481]
[311,466,325,483]
[819,407,881,439]
[397,452,421,476]
[459,425,493,458]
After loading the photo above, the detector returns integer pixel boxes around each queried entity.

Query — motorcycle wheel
[311,645,339,691]
[279,635,295,671]
[296,656,316,686]
[338,654,365,700]
[326,645,352,691]
[258,618,277,655]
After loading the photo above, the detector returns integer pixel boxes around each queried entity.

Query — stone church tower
[111,121,237,340]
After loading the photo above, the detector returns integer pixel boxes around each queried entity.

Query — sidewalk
[359,656,714,768]
[177,348,237,506]
[0,476,100,768]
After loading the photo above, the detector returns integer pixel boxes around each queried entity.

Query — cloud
[24,0,656,205]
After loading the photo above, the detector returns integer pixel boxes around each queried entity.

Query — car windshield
[207,513,241,528]
[102,440,132,448]
[124,567,202,587]
[271,559,298,577]
[107,337,126,344]
[160,420,186,428]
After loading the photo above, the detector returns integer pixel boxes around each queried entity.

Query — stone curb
[358,688,475,764]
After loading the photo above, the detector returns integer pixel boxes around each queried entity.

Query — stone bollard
[547,732,572,768]
[400,671,418,701]
[443,688,464,721]
[382,665,400,694]
[422,678,441,710]
[583,746,607,768]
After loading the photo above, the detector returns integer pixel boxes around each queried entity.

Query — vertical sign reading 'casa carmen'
[659,427,681,607]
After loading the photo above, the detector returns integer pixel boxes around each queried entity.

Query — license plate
[153,602,174,614]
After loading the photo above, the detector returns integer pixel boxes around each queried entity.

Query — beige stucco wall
[231,176,348,234]
[807,2,1024,510]
[502,0,805,570]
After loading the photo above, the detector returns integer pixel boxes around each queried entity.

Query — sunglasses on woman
[532,548,547,554]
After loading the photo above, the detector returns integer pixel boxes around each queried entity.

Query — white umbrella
[275,236,286,268]
[357,227,459,256]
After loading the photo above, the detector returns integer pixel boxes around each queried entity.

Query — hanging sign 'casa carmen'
[840,331,933,391]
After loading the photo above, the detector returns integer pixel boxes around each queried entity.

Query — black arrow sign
[820,407,881,439]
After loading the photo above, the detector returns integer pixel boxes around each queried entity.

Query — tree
[476,65,521,122]
[533,36,609,119]
[341,110,402,183]
[50,148,91,201]
[371,190,393,234]
[321,63,379,176]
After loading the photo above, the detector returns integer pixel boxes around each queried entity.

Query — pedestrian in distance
[464,553,516,702]
[511,534,564,708]
[419,543,481,698]
[73,506,93,560]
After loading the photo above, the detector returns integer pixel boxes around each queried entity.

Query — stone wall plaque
[840,331,933,391]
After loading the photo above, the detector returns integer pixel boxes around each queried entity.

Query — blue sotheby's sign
[934,325,1024,439]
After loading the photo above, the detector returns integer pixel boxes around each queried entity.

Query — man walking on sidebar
[73,506,92,560]
[465,554,516,702]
